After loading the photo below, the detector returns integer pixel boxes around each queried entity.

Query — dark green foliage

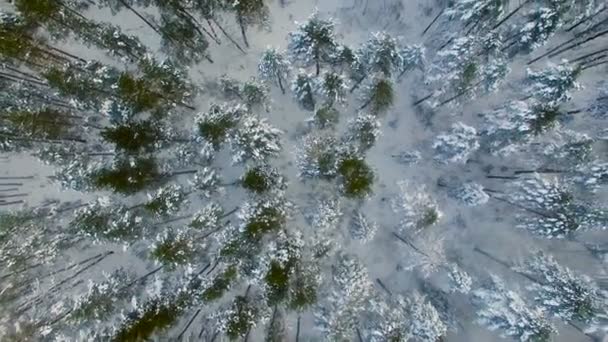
[202,265,238,302]
[1,108,75,140]
[288,267,317,311]
[530,105,560,134]
[337,157,374,198]
[293,73,316,111]
[313,106,339,129]
[71,208,142,242]
[43,64,108,106]
[101,120,163,152]
[241,166,283,194]
[117,74,162,113]
[459,62,478,91]
[137,58,192,108]
[244,207,286,239]
[225,295,258,340]
[159,12,209,65]
[418,208,440,229]
[367,78,394,114]
[14,0,61,26]
[150,232,194,267]
[91,158,159,194]
[197,106,240,149]
[242,167,271,193]
[241,81,268,109]
[112,299,183,342]
[265,261,291,305]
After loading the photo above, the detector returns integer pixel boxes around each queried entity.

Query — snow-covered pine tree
[344,112,382,152]
[359,74,395,114]
[295,132,339,179]
[480,101,562,155]
[473,275,557,342]
[14,0,147,61]
[229,114,283,164]
[515,252,606,324]
[288,11,338,75]
[259,48,291,94]
[315,253,373,341]
[363,293,447,342]
[195,103,247,149]
[509,175,608,238]
[526,61,581,106]
[227,0,269,48]
[392,180,442,233]
[355,31,425,85]
[315,71,348,107]
[433,122,479,164]
[444,0,507,32]
[291,70,317,111]
[448,182,490,206]
[349,210,378,243]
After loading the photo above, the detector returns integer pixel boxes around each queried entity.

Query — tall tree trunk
[548,28,608,59]
[530,18,608,64]
[492,0,532,30]
[413,93,433,106]
[295,316,301,342]
[422,8,444,36]
[211,18,247,54]
[205,18,221,41]
[277,74,285,94]
[237,15,250,48]
[117,0,163,37]
[177,309,201,340]
[567,7,607,32]
[350,75,366,93]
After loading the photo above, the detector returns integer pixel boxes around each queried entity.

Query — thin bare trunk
[413,93,433,106]
[211,18,247,54]
[237,15,250,48]
[178,309,201,340]
[375,278,392,296]
[277,74,285,94]
[422,8,444,36]
[492,0,532,30]
[548,28,608,59]
[567,7,607,32]
[295,316,301,342]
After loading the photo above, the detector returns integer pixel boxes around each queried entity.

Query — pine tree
[315,253,373,341]
[296,132,339,179]
[509,175,608,238]
[356,31,425,81]
[291,70,317,111]
[433,122,480,164]
[516,252,606,324]
[14,0,147,61]
[228,0,269,48]
[90,157,160,194]
[336,155,375,198]
[473,275,557,342]
[526,61,581,106]
[315,71,348,106]
[391,180,442,234]
[258,48,291,94]
[195,103,246,149]
[444,0,508,31]
[350,211,378,243]
[288,11,338,75]
[448,182,490,206]
[344,112,382,152]
[358,75,395,114]
[229,114,283,164]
